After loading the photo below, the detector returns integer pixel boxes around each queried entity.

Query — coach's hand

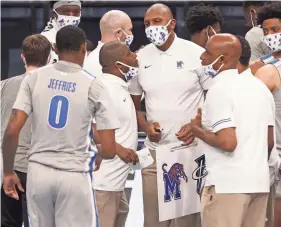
[145,122,162,142]
[130,151,139,165]
[3,172,24,200]
[117,145,133,163]
[94,154,103,171]
[176,123,194,145]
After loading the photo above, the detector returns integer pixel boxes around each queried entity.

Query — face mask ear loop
[250,9,257,27]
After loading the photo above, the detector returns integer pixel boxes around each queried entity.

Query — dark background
[1,0,250,80]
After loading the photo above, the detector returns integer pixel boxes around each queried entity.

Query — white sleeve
[206,88,236,133]
[88,78,120,130]
[128,75,143,96]
[195,68,214,91]
[267,94,275,126]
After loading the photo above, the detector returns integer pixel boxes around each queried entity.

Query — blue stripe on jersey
[260,53,273,61]
[269,58,280,65]
[89,125,94,141]
[83,69,96,79]
[88,145,96,176]
[87,144,99,227]
[92,190,100,227]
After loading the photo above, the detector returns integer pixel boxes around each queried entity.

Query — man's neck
[191,33,205,48]
[272,51,281,59]
[103,70,126,81]
[100,36,117,44]
[59,54,82,66]
[25,66,38,73]
[157,32,176,52]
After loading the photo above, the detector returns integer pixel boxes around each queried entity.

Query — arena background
[1,1,256,226]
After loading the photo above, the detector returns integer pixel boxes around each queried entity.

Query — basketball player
[2,25,119,227]
[185,4,223,47]
[41,1,81,64]
[1,34,51,227]
[129,3,213,227]
[253,3,281,227]
[243,1,270,62]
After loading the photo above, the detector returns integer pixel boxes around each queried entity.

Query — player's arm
[255,65,279,92]
[2,110,28,173]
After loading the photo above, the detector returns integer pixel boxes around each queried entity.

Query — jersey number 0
[48,95,69,129]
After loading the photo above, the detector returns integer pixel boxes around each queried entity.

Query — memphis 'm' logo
[192,155,208,194]
[163,163,188,202]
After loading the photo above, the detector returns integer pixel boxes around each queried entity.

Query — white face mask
[202,55,224,78]
[54,10,80,29]
[207,26,217,40]
[145,20,172,46]
[250,9,257,27]
[117,29,134,47]
[116,61,139,81]
[263,32,281,52]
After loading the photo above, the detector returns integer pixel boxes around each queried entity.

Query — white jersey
[41,19,59,64]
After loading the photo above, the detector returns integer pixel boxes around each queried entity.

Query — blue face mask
[202,55,224,78]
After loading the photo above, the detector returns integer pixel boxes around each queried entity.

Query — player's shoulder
[245,26,263,39]
[249,58,264,75]
[1,74,25,91]
[256,63,278,77]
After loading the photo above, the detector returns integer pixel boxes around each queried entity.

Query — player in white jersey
[41,1,81,64]
[185,4,223,48]
[2,26,119,227]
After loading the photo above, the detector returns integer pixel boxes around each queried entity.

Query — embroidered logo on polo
[177,61,184,69]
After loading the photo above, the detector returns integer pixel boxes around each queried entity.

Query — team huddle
[1,1,281,227]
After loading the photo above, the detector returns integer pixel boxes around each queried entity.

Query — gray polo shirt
[1,74,31,173]
[245,26,270,62]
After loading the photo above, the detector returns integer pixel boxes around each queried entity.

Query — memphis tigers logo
[162,163,188,202]
[192,154,208,194]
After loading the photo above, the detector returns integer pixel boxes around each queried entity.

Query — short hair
[56,25,86,52]
[99,41,129,67]
[22,34,51,67]
[86,39,95,51]
[185,4,223,35]
[236,35,251,67]
[257,2,281,25]
[242,1,266,9]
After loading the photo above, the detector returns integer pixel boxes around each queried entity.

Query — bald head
[99,41,130,67]
[208,34,242,59]
[201,33,242,70]
[145,3,173,20]
[100,10,132,37]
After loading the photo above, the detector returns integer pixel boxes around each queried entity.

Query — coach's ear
[81,42,87,54]
[21,54,26,66]
[54,44,59,55]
